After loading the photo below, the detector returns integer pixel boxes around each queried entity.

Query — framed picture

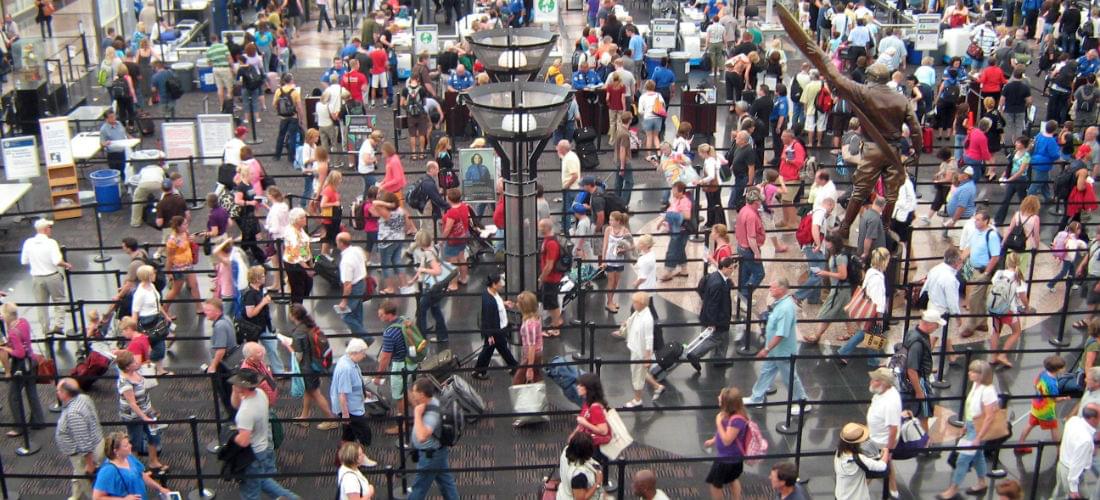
[457,147,497,203]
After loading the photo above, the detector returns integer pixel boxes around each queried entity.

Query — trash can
[669,51,692,84]
[89,169,121,213]
[171,62,194,93]
[906,40,922,66]
[645,49,668,77]
[196,58,216,93]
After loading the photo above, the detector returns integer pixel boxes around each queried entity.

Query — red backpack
[815,85,834,113]
[309,326,333,372]
[795,212,815,246]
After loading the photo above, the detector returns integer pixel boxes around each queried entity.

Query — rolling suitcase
[313,254,340,288]
[922,127,933,153]
[335,14,351,28]
[138,111,156,136]
[684,327,719,371]
[574,127,600,170]
[441,375,487,420]
[648,342,683,382]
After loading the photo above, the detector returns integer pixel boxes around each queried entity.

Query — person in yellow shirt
[546,59,565,85]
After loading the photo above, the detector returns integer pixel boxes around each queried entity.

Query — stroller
[465,208,497,265]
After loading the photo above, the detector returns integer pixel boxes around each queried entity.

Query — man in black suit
[690,256,736,371]
[472,274,519,379]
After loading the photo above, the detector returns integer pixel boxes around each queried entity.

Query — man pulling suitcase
[690,256,737,371]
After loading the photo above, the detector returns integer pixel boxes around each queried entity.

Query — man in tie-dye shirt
[1014,355,1068,455]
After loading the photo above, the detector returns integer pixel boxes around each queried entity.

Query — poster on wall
[39,117,73,167]
[197,114,234,166]
[457,148,497,203]
[533,0,558,23]
[914,14,941,51]
[413,25,439,55]
[161,122,197,164]
[346,114,378,158]
[1,136,40,180]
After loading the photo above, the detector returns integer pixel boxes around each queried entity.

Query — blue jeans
[261,328,284,374]
[615,168,634,205]
[729,173,747,210]
[300,174,314,208]
[793,247,825,303]
[837,329,884,367]
[240,449,299,500]
[994,179,1028,224]
[378,243,405,278]
[1028,168,1051,200]
[737,246,765,302]
[561,190,576,233]
[125,421,161,456]
[1050,260,1077,289]
[953,134,966,161]
[242,87,263,118]
[951,422,987,486]
[749,358,807,402]
[417,292,448,341]
[341,280,367,338]
[275,118,301,162]
[409,447,459,500]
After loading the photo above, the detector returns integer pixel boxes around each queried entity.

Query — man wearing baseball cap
[866,367,902,497]
[20,218,71,336]
[330,338,378,466]
[229,370,300,499]
[945,165,977,229]
[901,309,946,432]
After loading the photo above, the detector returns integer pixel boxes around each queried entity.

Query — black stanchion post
[274,239,289,304]
[385,465,395,500]
[187,156,202,209]
[902,283,915,334]
[0,446,19,499]
[93,206,111,263]
[1026,247,1038,298]
[61,246,78,335]
[736,286,757,356]
[948,348,974,428]
[1051,277,1073,347]
[187,416,215,500]
[793,398,809,484]
[77,301,91,358]
[689,186,703,242]
[594,356,602,377]
[1027,444,1045,500]
[247,98,263,146]
[13,368,39,456]
[931,313,952,389]
[616,459,626,496]
[399,365,410,494]
[45,328,62,413]
[205,373,225,454]
[776,355,799,435]
[571,259,588,362]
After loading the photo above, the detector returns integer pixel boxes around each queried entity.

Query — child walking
[1014,355,1067,455]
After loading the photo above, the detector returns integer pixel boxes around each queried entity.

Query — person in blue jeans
[336,232,369,340]
[838,247,891,368]
[229,370,301,500]
[409,377,460,500]
[1029,120,1061,201]
[793,199,835,305]
[745,279,810,414]
[272,73,305,163]
[936,359,997,499]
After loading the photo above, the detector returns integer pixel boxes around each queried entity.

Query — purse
[985,407,1010,441]
[844,287,877,322]
[33,354,55,384]
[600,408,634,459]
[190,240,200,265]
[857,319,888,351]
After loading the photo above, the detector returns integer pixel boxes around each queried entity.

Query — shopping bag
[289,355,305,399]
[600,408,634,460]
[509,383,550,426]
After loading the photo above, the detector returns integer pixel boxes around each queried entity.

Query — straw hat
[868,367,895,385]
[840,423,870,444]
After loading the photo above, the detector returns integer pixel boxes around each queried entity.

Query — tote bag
[599,408,634,460]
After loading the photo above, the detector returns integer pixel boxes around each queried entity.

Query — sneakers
[742,397,764,407]
[623,399,643,408]
[652,385,666,400]
[1047,286,1057,294]
[317,421,339,431]
[360,456,378,468]
[789,404,813,416]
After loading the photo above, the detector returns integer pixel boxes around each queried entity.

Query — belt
[33,272,59,277]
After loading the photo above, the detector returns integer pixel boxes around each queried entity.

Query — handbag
[985,407,1010,441]
[190,240,200,265]
[844,287,877,322]
[289,354,305,398]
[32,354,55,384]
[857,317,887,351]
[540,469,560,500]
[599,408,634,459]
[236,319,265,343]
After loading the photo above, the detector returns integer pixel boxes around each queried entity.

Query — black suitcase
[684,328,720,371]
[578,150,600,170]
[335,14,351,28]
[648,342,683,382]
[574,126,598,144]
[421,349,460,382]
[313,254,340,288]
[138,111,155,136]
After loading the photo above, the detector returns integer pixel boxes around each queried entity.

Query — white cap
[33,219,54,231]
[962,166,975,177]
[921,308,947,326]
[346,338,369,354]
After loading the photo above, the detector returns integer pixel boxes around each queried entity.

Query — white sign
[196,114,234,166]
[651,19,678,50]
[913,14,941,51]
[1,136,40,180]
[161,122,197,164]
[534,0,558,23]
[39,117,73,167]
[414,24,440,55]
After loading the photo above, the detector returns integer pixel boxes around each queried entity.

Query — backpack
[815,84,834,112]
[794,212,815,246]
[405,178,428,212]
[844,251,864,288]
[892,416,930,459]
[940,83,960,104]
[350,197,365,230]
[97,66,110,87]
[1079,89,1097,113]
[426,397,464,446]
[275,88,297,117]
[1003,215,1032,253]
[550,235,574,274]
[1082,19,1096,38]
[165,74,184,100]
[1053,231,1071,260]
[601,192,630,217]
[241,64,264,90]
[1055,165,1084,199]
[832,95,851,115]
[393,318,428,363]
[110,77,129,100]
[986,271,1017,315]
[790,77,803,102]
[439,169,459,190]
[731,415,768,465]
[308,326,333,372]
[889,334,922,393]
[405,87,425,117]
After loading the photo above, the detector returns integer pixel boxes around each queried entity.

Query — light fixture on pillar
[467,27,558,81]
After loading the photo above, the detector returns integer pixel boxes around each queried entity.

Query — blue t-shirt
[255,31,274,51]
[629,35,645,61]
[93,456,147,499]
[321,66,348,84]
[946,179,977,219]
[151,69,173,102]
[968,228,1001,268]
[381,324,408,360]
[1031,133,1060,172]
[413,397,443,450]
[340,44,359,59]
[765,296,799,357]
[652,67,675,90]
[330,354,366,416]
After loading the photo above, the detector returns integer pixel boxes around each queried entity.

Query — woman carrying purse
[1,303,44,436]
[838,247,890,368]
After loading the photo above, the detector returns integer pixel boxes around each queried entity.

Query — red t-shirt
[579,402,610,444]
[369,49,388,75]
[363,201,379,233]
[541,237,564,284]
[321,185,340,224]
[492,194,505,228]
[443,204,471,246]
[341,70,367,102]
[127,333,151,361]
[711,242,733,265]
[978,66,1007,93]
[606,85,626,111]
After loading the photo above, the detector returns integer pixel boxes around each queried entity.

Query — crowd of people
[8,0,1100,495]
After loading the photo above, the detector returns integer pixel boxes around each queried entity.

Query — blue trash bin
[645,49,668,78]
[89,169,121,212]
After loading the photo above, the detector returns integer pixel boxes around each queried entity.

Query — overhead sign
[161,122,197,164]
[1,136,40,180]
[534,0,558,23]
[196,114,234,166]
[651,19,678,50]
[414,24,439,55]
[39,117,73,167]
[913,14,941,51]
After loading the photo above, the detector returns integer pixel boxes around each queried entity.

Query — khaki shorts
[212,67,234,92]
[389,359,415,400]
[780,180,800,203]
[630,361,647,391]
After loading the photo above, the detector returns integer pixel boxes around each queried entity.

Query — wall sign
[196,114,234,166]
[161,122,198,164]
[1,136,40,180]
[39,117,73,168]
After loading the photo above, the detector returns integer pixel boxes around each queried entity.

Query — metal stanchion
[1027,444,1045,500]
[385,466,396,500]
[45,333,62,414]
[247,98,263,146]
[398,365,410,496]
[593,356,603,377]
[587,323,597,373]
[274,239,290,304]
[205,373,225,454]
[93,208,111,263]
[776,355,800,435]
[187,416,216,500]
[1025,247,1037,298]
[792,398,809,484]
[736,286,757,356]
[1051,277,1074,347]
[931,313,952,389]
[187,156,203,209]
[61,246,78,336]
[0,446,20,499]
[13,370,39,457]
[616,459,626,497]
[689,186,704,242]
[948,348,974,428]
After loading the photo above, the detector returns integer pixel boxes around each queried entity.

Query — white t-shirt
[339,246,368,285]
[866,387,902,447]
[223,138,246,167]
[706,23,726,44]
[131,284,161,318]
[637,91,662,120]
[635,252,657,290]
[316,101,334,127]
[138,165,166,185]
[358,140,377,175]
[560,152,581,189]
[338,465,372,499]
[964,383,998,421]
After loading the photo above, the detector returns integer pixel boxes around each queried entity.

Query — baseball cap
[572,204,588,214]
[921,308,948,326]
[580,176,597,186]
[961,166,975,177]
[33,219,54,231]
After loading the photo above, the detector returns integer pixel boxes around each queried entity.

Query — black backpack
[241,65,264,90]
[165,74,184,100]
[110,77,129,100]
[940,83,960,104]
[1079,89,1097,113]
[844,250,864,288]
[405,177,428,212]
[1003,215,1032,253]
[276,88,297,117]
[405,87,425,117]
[1055,164,1085,199]
[790,77,803,102]
[550,235,574,273]
[426,398,463,447]
[600,192,630,217]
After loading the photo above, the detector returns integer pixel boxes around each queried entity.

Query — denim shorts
[641,117,662,133]
[378,242,405,278]
[442,243,465,259]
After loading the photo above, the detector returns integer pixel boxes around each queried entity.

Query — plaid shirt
[55,394,102,456]
[519,318,543,352]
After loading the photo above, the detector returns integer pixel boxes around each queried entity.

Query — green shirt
[207,43,230,67]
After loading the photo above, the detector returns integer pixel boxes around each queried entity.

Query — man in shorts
[1078,225,1100,322]
[402,76,430,159]
[902,309,941,432]
[367,43,389,108]
[538,219,566,334]
[799,70,828,148]
[372,299,412,436]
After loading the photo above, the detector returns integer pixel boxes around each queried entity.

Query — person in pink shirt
[659,182,693,280]
[377,142,407,204]
[1,303,45,434]
[776,130,805,228]
[963,117,994,182]
[735,188,767,302]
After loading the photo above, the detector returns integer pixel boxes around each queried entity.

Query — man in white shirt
[558,140,581,232]
[877,28,908,71]
[1074,367,1100,417]
[222,125,247,167]
[336,232,368,340]
[357,130,383,195]
[130,163,166,227]
[1052,404,1100,499]
[866,367,902,498]
[621,292,665,407]
[919,247,964,360]
[21,219,72,336]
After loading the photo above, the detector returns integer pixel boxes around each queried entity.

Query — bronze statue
[774,3,921,238]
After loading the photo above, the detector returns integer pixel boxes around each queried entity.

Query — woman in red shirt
[709,224,733,267]
[319,171,343,257]
[606,73,628,144]
[963,117,993,182]
[1,303,45,435]
[1067,166,1098,220]
[574,373,612,490]
[378,142,407,205]
[440,188,471,290]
